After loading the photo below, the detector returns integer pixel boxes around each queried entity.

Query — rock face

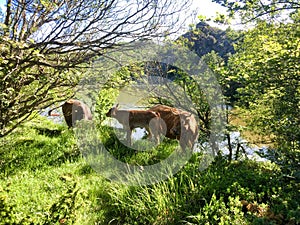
[181,21,236,61]
[179,22,241,104]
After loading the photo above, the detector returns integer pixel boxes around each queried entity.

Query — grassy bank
[0,116,299,224]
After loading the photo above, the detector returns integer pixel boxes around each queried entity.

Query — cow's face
[106,108,113,117]
[106,104,119,117]
[170,123,181,136]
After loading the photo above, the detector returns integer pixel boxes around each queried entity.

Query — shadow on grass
[0,128,81,177]
[35,127,63,137]
[100,126,177,166]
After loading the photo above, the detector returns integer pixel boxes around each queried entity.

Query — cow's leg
[179,132,195,152]
[126,128,132,146]
[149,118,160,144]
[145,127,152,139]
[64,114,73,128]
[151,126,160,144]
[153,131,160,144]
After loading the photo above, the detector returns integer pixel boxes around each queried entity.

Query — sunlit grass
[0,115,299,224]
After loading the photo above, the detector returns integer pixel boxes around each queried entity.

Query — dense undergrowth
[0,116,299,224]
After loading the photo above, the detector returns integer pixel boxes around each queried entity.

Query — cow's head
[170,122,181,137]
[106,104,119,117]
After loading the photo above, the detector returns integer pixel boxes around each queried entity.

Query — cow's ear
[111,106,118,116]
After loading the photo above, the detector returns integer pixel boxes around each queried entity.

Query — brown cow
[149,104,198,150]
[106,104,161,145]
[149,105,181,139]
[48,99,92,128]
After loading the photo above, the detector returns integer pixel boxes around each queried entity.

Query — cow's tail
[154,112,160,117]
[48,103,64,116]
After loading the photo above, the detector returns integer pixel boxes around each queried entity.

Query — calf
[149,104,198,150]
[106,104,161,145]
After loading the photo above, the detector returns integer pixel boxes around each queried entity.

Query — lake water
[43,107,268,162]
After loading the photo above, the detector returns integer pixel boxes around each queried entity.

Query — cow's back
[149,105,181,139]
[62,99,92,127]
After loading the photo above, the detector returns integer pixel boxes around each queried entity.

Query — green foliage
[0,186,18,225]
[211,0,299,171]
[0,117,105,224]
[212,0,300,23]
[1,115,300,224]
[225,20,300,153]
[96,88,119,123]
[0,181,89,225]
[0,116,80,177]
[45,183,84,225]
[186,194,246,225]
[0,35,80,137]
[105,154,300,225]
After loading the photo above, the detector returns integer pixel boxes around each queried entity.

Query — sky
[0,0,227,22]
[189,0,227,21]
[0,0,4,10]
[183,0,232,30]
[0,0,234,45]
[198,0,227,15]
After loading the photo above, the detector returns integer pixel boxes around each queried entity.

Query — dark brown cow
[149,104,198,150]
[48,99,92,128]
[106,104,161,145]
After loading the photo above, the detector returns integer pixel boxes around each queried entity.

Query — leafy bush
[0,186,19,225]
[44,182,85,225]
[104,154,300,225]
[185,194,246,225]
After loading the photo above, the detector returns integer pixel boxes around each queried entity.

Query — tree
[225,19,300,153]
[212,0,300,23]
[0,0,192,137]
[207,0,300,167]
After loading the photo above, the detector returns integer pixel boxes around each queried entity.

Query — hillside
[181,21,236,60]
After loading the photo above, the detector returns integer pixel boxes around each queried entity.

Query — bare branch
[0,0,192,137]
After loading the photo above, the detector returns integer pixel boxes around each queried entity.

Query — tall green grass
[0,116,299,225]
[0,116,106,224]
